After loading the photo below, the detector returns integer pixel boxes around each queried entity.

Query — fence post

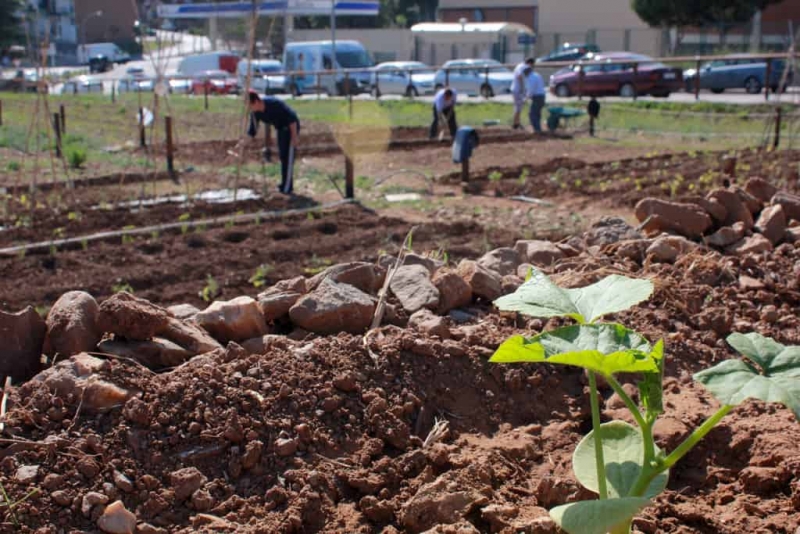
[59,104,66,134]
[345,135,354,199]
[577,65,584,100]
[694,58,701,100]
[138,107,147,148]
[445,68,450,87]
[632,63,638,101]
[165,116,175,177]
[345,72,353,119]
[73,82,77,95]
[774,107,782,149]
[0,100,3,127]
[765,59,772,101]
[374,70,380,99]
[111,83,116,103]
[461,157,469,184]
[484,67,489,99]
[204,84,209,110]
[53,113,62,158]
[589,114,595,137]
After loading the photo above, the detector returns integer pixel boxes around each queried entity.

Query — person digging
[429,87,458,141]
[239,90,300,195]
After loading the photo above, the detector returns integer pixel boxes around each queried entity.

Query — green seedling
[67,211,81,222]
[178,212,191,234]
[0,480,39,527]
[6,161,20,172]
[80,239,89,251]
[491,269,800,534]
[304,255,332,275]
[249,264,273,288]
[111,280,134,294]
[67,147,87,169]
[199,275,220,302]
[121,225,136,245]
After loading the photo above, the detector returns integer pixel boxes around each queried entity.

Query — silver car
[167,76,192,94]
[434,59,514,97]
[60,76,104,95]
[117,75,155,93]
[371,61,436,97]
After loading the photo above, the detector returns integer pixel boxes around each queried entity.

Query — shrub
[67,147,87,169]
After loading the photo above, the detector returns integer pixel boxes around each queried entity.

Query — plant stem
[588,371,608,500]
[606,375,655,464]
[661,404,733,470]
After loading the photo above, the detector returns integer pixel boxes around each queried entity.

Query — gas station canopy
[158,0,380,18]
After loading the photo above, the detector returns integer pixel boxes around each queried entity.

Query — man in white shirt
[430,87,458,140]
[511,58,534,129]
[526,68,546,134]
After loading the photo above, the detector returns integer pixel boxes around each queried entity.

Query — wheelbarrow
[547,106,586,131]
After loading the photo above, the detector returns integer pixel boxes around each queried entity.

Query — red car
[549,52,683,98]
[191,70,239,95]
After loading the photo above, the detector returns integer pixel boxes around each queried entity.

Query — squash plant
[491,269,800,534]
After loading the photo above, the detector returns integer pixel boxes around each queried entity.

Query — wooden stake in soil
[138,107,147,148]
[204,84,209,110]
[765,59,772,101]
[694,58,701,100]
[461,157,469,183]
[774,107,782,149]
[52,113,62,158]
[345,152,355,199]
[0,100,3,126]
[165,116,175,177]
[111,83,116,103]
[59,104,66,134]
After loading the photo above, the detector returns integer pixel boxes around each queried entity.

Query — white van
[237,59,286,94]
[77,43,131,65]
[178,52,240,76]
[282,40,373,96]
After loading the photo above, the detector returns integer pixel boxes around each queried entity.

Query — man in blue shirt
[430,87,457,140]
[244,90,300,194]
[526,69,546,134]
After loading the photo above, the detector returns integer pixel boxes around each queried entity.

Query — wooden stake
[345,135,354,199]
[111,83,116,103]
[461,157,470,183]
[774,107,782,149]
[165,116,175,177]
[138,107,146,148]
[694,59,701,100]
[59,104,66,134]
[0,100,3,126]
[765,59,772,101]
[204,84,209,110]
[589,114,595,136]
[578,66,584,100]
[632,63,638,100]
[52,113,62,158]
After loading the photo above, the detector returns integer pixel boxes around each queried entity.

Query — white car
[167,76,192,94]
[237,59,287,94]
[117,75,155,93]
[371,61,436,97]
[434,59,514,97]
[60,76,104,94]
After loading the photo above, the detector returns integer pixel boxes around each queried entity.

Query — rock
[761,305,779,323]
[191,489,216,511]
[516,263,535,278]
[275,437,298,456]
[476,248,522,276]
[705,223,746,248]
[166,304,201,321]
[739,466,790,494]
[14,465,39,484]
[583,217,642,246]
[409,309,451,339]
[390,265,440,314]
[333,372,359,393]
[81,491,109,517]
[257,290,302,322]
[97,338,193,370]
[0,306,46,382]
[112,471,134,493]
[97,292,169,341]
[97,500,136,534]
[735,187,763,215]
[785,227,800,243]
[289,279,375,335]
[240,334,292,355]
[693,308,733,337]
[772,191,800,222]
[679,195,728,224]
[421,523,480,534]
[194,297,268,344]
[170,467,207,501]
[308,262,386,294]
[432,269,472,314]
[513,240,564,267]
[160,317,223,355]
[646,238,680,263]
[43,291,101,358]
[456,260,502,302]
[707,189,754,229]
[634,199,713,239]
[755,204,787,245]
[727,234,773,256]
[615,240,649,262]
[402,253,444,274]
[745,177,778,204]
[501,274,524,293]
[51,490,72,506]
[400,474,487,532]
[739,275,766,291]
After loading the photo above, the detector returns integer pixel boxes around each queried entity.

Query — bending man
[245,90,300,194]
[429,87,458,140]
[511,58,534,129]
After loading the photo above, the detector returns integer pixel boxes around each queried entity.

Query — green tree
[0,0,24,48]
[632,0,781,28]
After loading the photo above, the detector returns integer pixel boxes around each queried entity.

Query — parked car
[78,43,131,65]
[10,69,44,93]
[538,43,601,63]
[549,52,682,98]
[117,75,156,93]
[191,70,239,95]
[167,75,192,94]
[283,40,373,96]
[178,52,240,76]
[60,76,104,95]
[371,61,436,97]
[433,59,514,97]
[88,55,112,73]
[683,56,793,94]
[237,59,286,94]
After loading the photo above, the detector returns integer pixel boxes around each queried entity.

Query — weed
[249,264,274,288]
[6,161,20,172]
[489,170,503,183]
[517,168,530,185]
[178,212,191,234]
[199,275,220,302]
[67,211,81,221]
[0,480,40,527]
[304,255,332,275]
[67,147,88,169]
[34,305,50,318]
[111,280,134,294]
[80,239,88,251]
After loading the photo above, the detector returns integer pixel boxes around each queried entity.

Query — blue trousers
[529,95,545,133]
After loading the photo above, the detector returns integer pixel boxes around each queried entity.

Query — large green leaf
[573,421,669,499]
[490,324,660,376]
[550,497,651,534]
[694,332,800,419]
[494,269,654,324]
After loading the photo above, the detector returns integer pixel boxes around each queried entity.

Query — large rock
[408,309,451,339]
[634,199,713,239]
[194,297,269,344]
[679,195,727,224]
[707,189,754,229]
[432,270,473,314]
[456,260,502,302]
[582,217,642,246]
[241,334,293,355]
[27,353,136,412]
[0,307,46,382]
[43,291,102,358]
[160,317,222,355]
[771,191,800,222]
[170,467,207,501]
[97,292,169,341]
[97,500,136,534]
[513,240,564,267]
[257,277,307,322]
[735,187,763,215]
[745,177,778,204]
[476,248,522,276]
[727,234,773,256]
[400,474,488,532]
[166,304,201,321]
[645,236,698,263]
[308,262,385,294]
[705,222,746,248]
[755,204,787,245]
[289,279,375,334]
[390,265,440,314]
[98,338,193,369]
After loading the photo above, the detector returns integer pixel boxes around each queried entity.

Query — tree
[632,0,782,29]
[0,0,24,49]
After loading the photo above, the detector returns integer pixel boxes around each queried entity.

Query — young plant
[178,213,191,235]
[488,170,503,183]
[249,264,273,288]
[491,269,800,534]
[199,275,220,302]
[67,147,87,169]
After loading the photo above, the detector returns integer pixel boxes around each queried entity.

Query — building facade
[438,0,538,34]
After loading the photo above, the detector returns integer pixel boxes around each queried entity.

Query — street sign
[158,0,380,18]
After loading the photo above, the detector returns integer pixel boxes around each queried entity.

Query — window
[473,9,484,22]
[322,55,332,70]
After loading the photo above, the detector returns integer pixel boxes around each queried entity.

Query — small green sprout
[249,264,274,288]
[199,275,220,302]
[488,170,503,183]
